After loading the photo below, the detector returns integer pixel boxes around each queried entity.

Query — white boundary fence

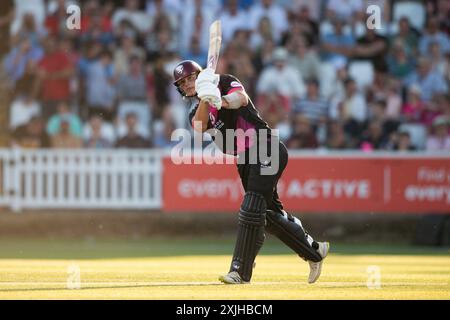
[0,149,163,211]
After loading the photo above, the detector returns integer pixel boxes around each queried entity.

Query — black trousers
[237,140,288,214]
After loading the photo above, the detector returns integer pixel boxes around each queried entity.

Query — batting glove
[196,81,222,110]
[195,68,220,87]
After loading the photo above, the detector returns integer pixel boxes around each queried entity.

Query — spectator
[153,111,178,149]
[338,77,367,123]
[293,79,329,126]
[419,17,450,57]
[326,121,349,149]
[44,0,68,36]
[50,120,83,149]
[2,37,43,87]
[288,36,321,82]
[83,115,116,147]
[0,0,15,59]
[249,0,288,43]
[359,120,388,150]
[179,0,215,56]
[11,116,50,149]
[9,92,41,130]
[286,114,318,149]
[116,55,151,138]
[13,12,47,47]
[392,131,417,151]
[425,115,450,151]
[219,0,248,44]
[387,40,415,80]
[112,0,152,34]
[249,16,274,51]
[404,57,448,102]
[402,85,427,123]
[83,115,113,149]
[46,101,83,138]
[113,31,145,76]
[146,13,177,61]
[34,36,75,121]
[256,47,305,127]
[115,113,152,148]
[320,18,355,68]
[85,49,117,122]
[352,28,389,72]
[428,41,447,76]
[389,17,420,58]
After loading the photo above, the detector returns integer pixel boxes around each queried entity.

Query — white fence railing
[0,149,163,211]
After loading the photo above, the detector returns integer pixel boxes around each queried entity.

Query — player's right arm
[192,100,212,133]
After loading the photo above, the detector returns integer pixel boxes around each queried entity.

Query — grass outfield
[0,237,449,300]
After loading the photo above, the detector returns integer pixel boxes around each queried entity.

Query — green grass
[0,238,449,299]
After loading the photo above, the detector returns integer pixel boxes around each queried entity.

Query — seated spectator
[320,18,355,68]
[402,85,427,123]
[326,121,349,149]
[249,16,274,51]
[11,116,50,148]
[83,115,116,146]
[389,17,420,58]
[114,30,145,76]
[352,28,389,72]
[359,120,389,150]
[46,101,83,138]
[425,115,450,151]
[50,120,83,149]
[219,0,247,44]
[292,78,329,126]
[286,114,318,149]
[84,116,113,149]
[392,131,417,151]
[2,37,43,87]
[369,99,400,136]
[288,36,321,82]
[112,0,152,34]
[249,0,288,44]
[115,113,152,149]
[116,55,151,138]
[404,56,448,102]
[256,47,305,127]
[419,17,450,57]
[153,112,178,149]
[428,41,447,76]
[9,92,41,130]
[336,78,367,141]
[387,40,415,80]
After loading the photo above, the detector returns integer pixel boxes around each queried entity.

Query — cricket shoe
[219,271,249,284]
[307,241,330,284]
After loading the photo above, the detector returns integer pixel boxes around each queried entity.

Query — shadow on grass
[0,237,448,260]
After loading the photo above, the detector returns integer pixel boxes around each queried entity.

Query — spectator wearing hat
[426,115,450,151]
[256,47,305,128]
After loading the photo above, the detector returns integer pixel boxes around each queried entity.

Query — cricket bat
[202,20,222,108]
[207,20,222,71]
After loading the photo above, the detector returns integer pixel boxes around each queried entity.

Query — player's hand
[195,68,219,87]
[196,81,222,110]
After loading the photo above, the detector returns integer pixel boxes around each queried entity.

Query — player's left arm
[220,76,249,109]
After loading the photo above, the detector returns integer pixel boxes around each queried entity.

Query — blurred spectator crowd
[0,0,449,151]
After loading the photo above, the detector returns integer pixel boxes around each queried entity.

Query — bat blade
[207,20,222,71]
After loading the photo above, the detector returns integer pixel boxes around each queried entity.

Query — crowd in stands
[0,0,449,151]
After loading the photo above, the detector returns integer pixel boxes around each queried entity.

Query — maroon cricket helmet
[173,60,203,97]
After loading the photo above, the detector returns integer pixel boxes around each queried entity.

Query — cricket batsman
[172,60,330,284]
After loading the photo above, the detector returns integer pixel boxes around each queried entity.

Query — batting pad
[265,210,322,262]
[229,192,267,282]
